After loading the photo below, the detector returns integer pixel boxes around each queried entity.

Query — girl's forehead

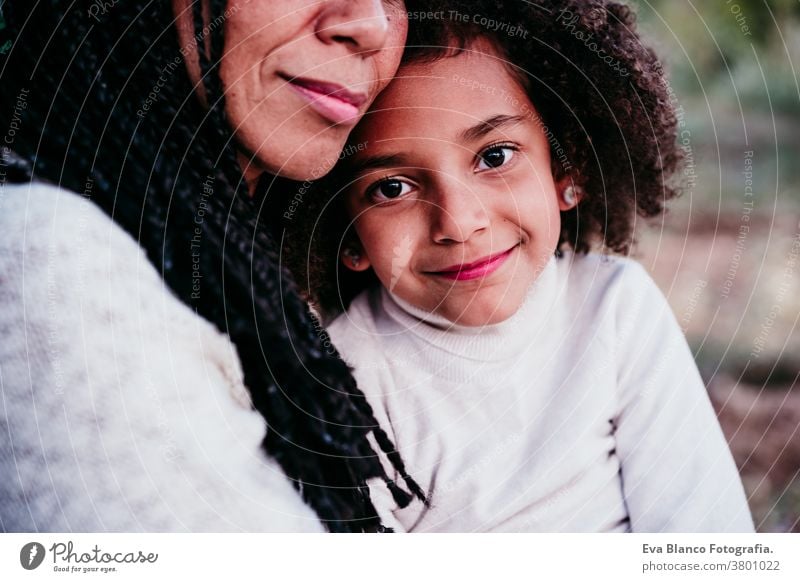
[395,49,518,99]
[353,48,535,140]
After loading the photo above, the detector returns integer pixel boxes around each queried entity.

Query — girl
[282,1,754,532]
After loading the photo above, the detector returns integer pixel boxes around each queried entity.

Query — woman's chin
[251,130,347,182]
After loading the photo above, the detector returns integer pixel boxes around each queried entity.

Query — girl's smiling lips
[427,245,518,281]
[282,74,368,125]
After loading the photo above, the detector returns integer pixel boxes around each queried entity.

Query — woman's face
[174,0,408,182]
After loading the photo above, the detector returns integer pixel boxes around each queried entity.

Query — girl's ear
[340,244,371,272]
[556,175,585,211]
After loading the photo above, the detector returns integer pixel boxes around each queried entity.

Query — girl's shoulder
[557,250,671,336]
[559,250,663,303]
[560,250,654,285]
[325,285,384,362]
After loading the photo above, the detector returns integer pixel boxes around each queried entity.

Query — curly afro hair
[274,0,683,318]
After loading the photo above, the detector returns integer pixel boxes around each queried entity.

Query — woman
[0,0,449,532]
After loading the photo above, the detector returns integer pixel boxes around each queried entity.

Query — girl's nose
[430,181,490,244]
[315,0,390,56]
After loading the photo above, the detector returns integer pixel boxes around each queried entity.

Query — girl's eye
[477,145,517,171]
[367,178,412,201]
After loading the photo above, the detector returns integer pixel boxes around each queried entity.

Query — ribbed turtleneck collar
[379,254,562,362]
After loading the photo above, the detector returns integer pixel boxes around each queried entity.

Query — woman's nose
[315,0,391,55]
[430,183,490,244]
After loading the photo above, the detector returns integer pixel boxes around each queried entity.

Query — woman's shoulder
[0,180,133,254]
[0,181,207,360]
[0,181,213,334]
[0,182,321,531]
[0,181,162,306]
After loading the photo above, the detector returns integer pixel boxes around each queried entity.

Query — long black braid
[0,0,431,532]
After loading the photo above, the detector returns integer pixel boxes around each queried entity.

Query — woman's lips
[429,246,517,281]
[283,75,368,125]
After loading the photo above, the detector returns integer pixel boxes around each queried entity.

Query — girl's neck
[380,253,563,361]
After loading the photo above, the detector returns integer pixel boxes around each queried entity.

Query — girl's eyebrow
[345,114,528,177]
[458,114,528,142]
[346,153,411,176]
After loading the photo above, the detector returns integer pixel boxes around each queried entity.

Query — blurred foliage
[767,477,800,532]
[637,0,800,115]
[633,0,800,208]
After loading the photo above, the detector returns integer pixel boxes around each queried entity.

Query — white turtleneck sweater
[327,252,755,532]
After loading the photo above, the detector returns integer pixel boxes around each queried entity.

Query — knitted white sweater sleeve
[611,261,754,532]
[0,183,323,532]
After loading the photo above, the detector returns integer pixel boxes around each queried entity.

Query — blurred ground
[637,207,799,532]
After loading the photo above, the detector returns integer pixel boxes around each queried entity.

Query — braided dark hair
[0,0,428,532]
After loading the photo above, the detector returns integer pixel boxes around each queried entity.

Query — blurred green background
[633,0,800,532]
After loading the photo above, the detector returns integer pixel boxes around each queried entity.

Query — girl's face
[341,43,574,326]
[174,0,408,182]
